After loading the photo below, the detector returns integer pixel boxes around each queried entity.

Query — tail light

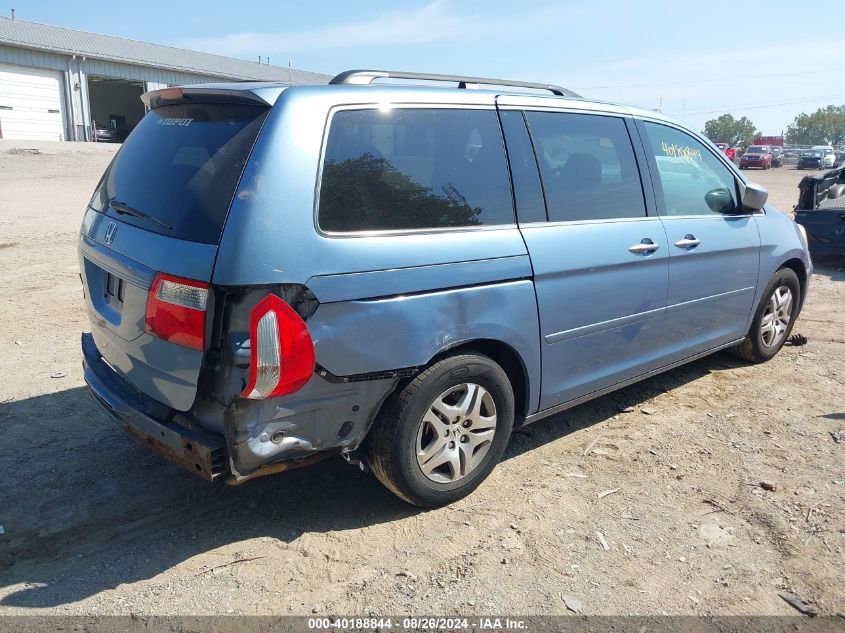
[242,294,315,399]
[145,273,209,351]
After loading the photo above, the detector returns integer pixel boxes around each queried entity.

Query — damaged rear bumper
[795,164,845,257]
[82,332,228,481]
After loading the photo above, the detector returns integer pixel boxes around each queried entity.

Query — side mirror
[740,181,768,211]
[705,188,736,214]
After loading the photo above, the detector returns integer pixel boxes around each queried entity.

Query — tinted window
[643,122,738,216]
[90,103,268,244]
[318,108,513,232]
[525,112,646,222]
[499,110,546,223]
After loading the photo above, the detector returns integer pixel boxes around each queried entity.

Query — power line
[583,68,840,91]
[664,93,845,117]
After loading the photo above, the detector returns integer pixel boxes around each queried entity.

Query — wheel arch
[778,257,808,311]
[428,339,531,422]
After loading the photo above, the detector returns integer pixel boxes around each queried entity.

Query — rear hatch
[80,98,270,410]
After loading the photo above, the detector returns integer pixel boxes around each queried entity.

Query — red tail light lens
[242,294,315,399]
[156,87,183,100]
[145,273,209,351]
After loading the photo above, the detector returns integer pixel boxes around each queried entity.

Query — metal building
[0,16,328,142]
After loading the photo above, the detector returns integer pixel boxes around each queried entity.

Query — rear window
[318,108,514,232]
[90,103,268,244]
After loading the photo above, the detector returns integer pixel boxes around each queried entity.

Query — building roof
[0,17,329,83]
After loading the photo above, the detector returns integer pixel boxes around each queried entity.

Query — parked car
[739,145,773,170]
[714,142,736,160]
[794,162,845,256]
[770,146,784,167]
[798,150,825,170]
[93,122,113,143]
[79,70,812,506]
[836,150,845,167]
[811,145,837,169]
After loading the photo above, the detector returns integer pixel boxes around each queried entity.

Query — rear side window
[90,103,269,244]
[525,112,646,222]
[642,122,738,216]
[318,108,514,232]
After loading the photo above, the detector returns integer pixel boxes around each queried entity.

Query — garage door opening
[87,75,145,143]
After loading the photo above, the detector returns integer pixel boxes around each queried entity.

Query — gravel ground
[0,140,842,616]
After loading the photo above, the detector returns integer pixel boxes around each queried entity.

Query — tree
[785,105,845,146]
[319,154,482,231]
[702,114,758,147]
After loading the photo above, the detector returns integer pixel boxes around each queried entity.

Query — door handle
[628,239,660,254]
[674,234,701,249]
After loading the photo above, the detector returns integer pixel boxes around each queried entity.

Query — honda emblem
[104,222,117,245]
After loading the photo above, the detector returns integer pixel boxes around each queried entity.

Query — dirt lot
[0,141,842,617]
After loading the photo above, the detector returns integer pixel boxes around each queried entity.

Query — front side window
[525,111,646,222]
[318,108,513,232]
[642,122,738,216]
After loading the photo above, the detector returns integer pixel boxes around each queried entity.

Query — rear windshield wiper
[108,199,173,231]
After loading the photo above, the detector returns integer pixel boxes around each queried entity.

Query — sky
[10,0,841,135]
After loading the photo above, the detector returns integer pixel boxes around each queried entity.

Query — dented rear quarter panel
[308,279,541,415]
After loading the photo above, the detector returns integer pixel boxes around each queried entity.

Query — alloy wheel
[760,286,793,348]
[415,383,497,484]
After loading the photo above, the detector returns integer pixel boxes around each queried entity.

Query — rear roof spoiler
[330,69,581,98]
[141,85,284,109]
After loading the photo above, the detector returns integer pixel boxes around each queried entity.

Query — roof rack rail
[329,69,581,98]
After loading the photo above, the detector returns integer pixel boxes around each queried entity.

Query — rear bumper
[82,332,228,481]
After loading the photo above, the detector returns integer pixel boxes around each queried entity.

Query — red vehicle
[739,145,773,170]
[714,142,736,160]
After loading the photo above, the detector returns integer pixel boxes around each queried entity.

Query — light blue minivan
[79,70,812,506]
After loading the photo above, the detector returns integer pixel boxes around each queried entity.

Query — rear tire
[730,268,800,363]
[366,353,514,507]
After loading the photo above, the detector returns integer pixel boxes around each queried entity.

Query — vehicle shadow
[811,257,845,280]
[0,351,740,609]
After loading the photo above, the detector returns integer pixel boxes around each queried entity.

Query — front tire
[366,353,515,507]
[730,268,800,363]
